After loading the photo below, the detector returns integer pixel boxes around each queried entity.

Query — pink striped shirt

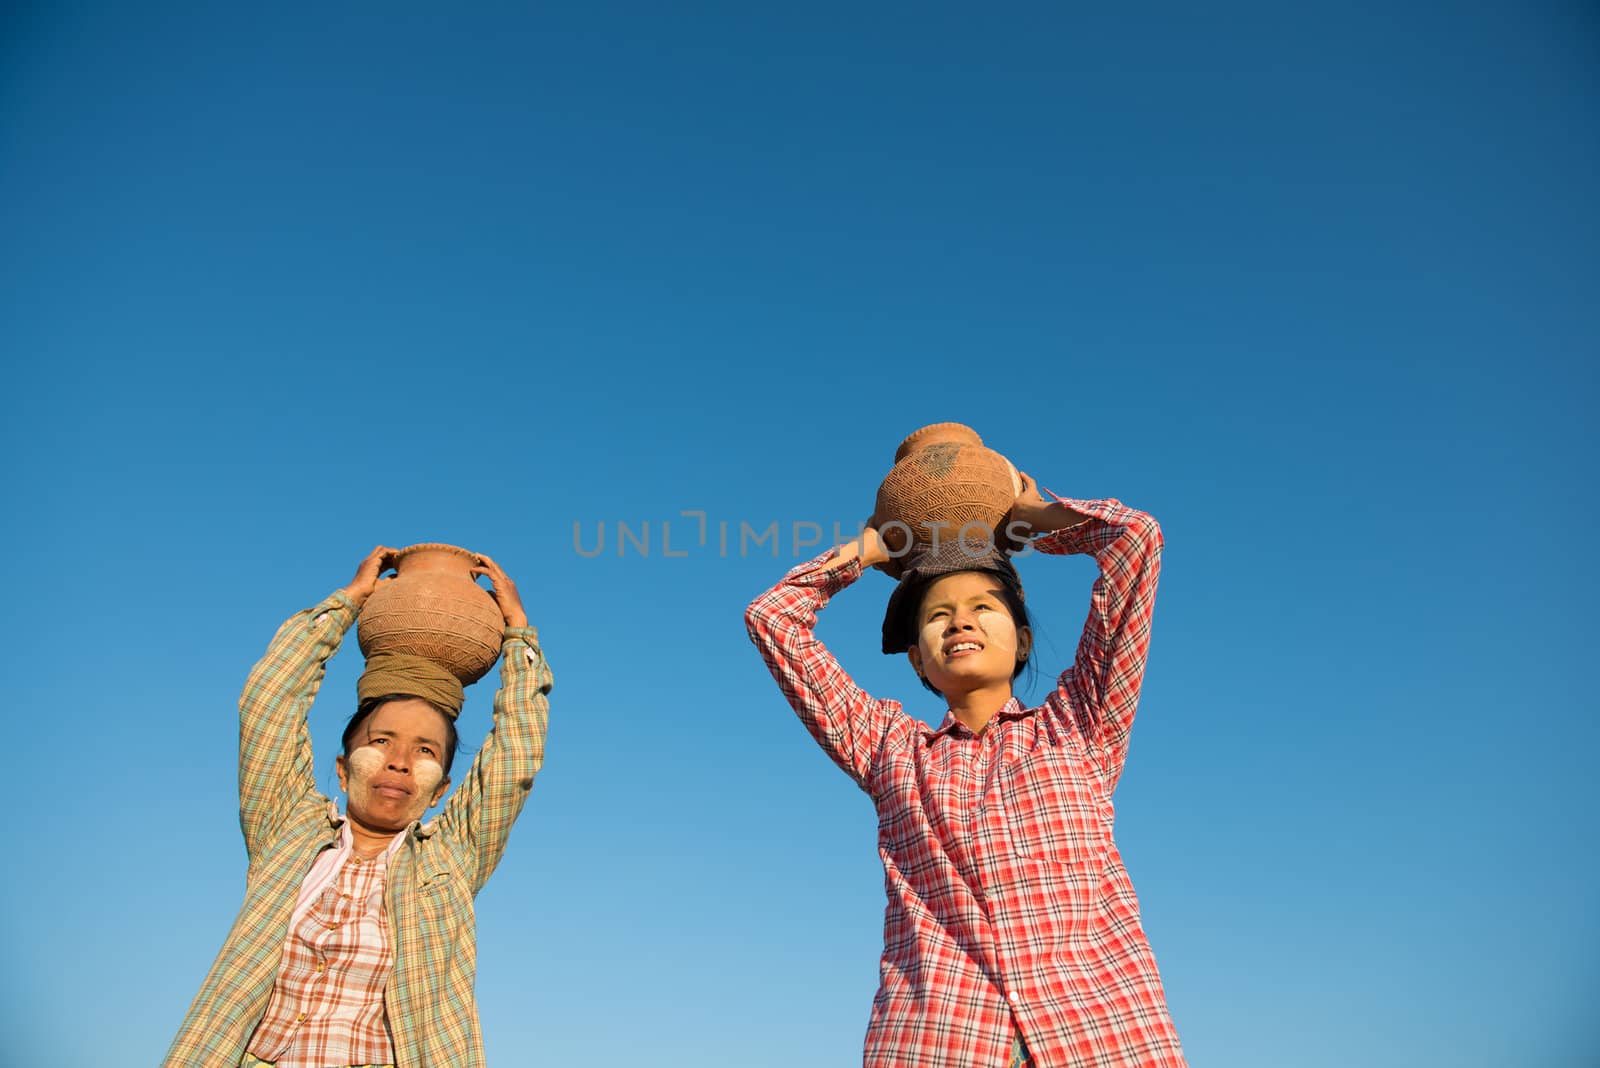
[247,823,403,1068]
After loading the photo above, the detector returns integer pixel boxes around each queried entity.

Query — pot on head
[872,423,1022,579]
[356,543,504,685]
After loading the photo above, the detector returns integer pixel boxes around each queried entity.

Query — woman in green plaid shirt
[163,547,552,1068]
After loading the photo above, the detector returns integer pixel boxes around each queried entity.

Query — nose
[385,749,412,773]
[943,609,978,636]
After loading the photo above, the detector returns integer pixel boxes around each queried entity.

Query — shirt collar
[922,695,1032,741]
[325,802,421,854]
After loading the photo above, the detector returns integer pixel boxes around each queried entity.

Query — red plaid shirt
[746,498,1185,1068]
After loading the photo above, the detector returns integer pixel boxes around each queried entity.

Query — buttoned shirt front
[746,498,1185,1068]
[247,833,398,1067]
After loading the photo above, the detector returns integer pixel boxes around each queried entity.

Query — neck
[346,815,402,858]
[946,683,1015,735]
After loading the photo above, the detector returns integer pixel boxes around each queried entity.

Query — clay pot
[873,423,1023,578]
[357,543,504,685]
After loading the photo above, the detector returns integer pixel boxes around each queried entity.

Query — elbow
[1125,509,1163,552]
[744,596,774,644]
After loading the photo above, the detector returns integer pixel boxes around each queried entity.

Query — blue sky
[1,3,1594,1066]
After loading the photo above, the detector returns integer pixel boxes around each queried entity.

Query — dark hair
[900,568,1034,696]
[342,694,460,776]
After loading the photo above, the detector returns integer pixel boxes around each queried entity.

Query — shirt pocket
[406,868,468,952]
[419,869,454,891]
[1000,746,1109,871]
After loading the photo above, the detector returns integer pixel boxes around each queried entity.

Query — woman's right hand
[826,525,893,573]
[341,545,399,609]
[470,552,529,630]
[857,526,893,571]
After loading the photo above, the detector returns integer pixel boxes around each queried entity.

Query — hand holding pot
[1005,474,1094,538]
[824,523,895,575]
[342,545,399,609]
[1004,473,1050,544]
[470,553,528,630]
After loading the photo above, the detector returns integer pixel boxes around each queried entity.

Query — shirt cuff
[784,547,864,595]
[312,590,360,628]
[503,624,540,647]
[502,625,543,667]
[1027,497,1117,555]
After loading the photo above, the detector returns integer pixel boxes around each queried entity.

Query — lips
[944,639,985,658]
[372,779,413,799]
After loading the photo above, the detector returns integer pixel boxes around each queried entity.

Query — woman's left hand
[471,553,529,629]
[1008,473,1093,537]
[1008,471,1051,534]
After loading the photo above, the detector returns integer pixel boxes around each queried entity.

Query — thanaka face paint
[912,572,1027,693]
[343,744,444,828]
[413,757,445,796]
[343,744,388,822]
[348,744,383,778]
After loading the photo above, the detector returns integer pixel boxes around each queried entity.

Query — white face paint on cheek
[980,613,1018,658]
[349,746,383,777]
[343,745,383,812]
[414,758,444,797]
[921,612,1018,682]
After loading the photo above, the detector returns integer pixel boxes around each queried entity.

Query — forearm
[746,551,898,789]
[744,551,864,675]
[485,627,551,792]
[1011,498,1095,537]
[447,626,551,891]
[238,590,356,844]
[1023,497,1156,558]
[1030,498,1162,781]
[813,526,894,575]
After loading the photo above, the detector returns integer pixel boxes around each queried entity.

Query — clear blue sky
[2,3,1594,1066]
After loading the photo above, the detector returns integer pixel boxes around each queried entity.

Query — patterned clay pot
[873,423,1023,578]
[357,543,504,685]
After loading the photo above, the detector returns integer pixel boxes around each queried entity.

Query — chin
[936,674,1003,694]
[944,659,1006,681]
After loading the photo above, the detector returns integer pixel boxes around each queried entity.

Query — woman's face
[336,698,452,833]
[907,571,1032,697]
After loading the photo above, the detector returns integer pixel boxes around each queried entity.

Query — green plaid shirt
[163,591,552,1068]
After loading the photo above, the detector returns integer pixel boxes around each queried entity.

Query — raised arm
[436,554,551,895]
[1015,482,1163,788]
[238,546,395,856]
[745,530,910,793]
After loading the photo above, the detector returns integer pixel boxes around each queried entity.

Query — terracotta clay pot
[357,543,504,685]
[873,423,1023,578]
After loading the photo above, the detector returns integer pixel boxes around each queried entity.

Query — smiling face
[336,697,453,834]
[907,571,1033,699]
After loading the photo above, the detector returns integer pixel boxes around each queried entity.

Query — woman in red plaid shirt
[746,477,1187,1068]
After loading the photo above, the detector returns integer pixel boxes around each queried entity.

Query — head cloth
[357,652,465,720]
